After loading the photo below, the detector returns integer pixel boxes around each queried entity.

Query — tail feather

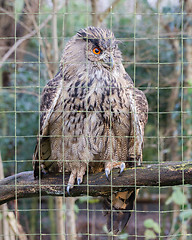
[103,190,137,234]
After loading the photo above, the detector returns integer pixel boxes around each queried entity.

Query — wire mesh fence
[0,0,192,239]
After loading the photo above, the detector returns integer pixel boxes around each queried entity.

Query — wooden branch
[0,161,192,205]
[0,1,65,69]
[98,0,122,24]
[24,0,54,80]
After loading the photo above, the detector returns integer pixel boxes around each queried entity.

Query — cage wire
[0,0,192,240]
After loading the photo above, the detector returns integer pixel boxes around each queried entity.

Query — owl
[33,26,148,233]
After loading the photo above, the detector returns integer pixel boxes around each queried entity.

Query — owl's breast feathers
[64,66,148,138]
[33,67,148,169]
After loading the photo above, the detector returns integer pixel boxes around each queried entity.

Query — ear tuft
[77,29,87,39]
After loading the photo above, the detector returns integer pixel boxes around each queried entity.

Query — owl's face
[76,27,122,71]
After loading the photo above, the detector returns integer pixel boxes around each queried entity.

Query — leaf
[179,209,192,221]
[88,198,100,204]
[102,225,113,236]
[144,219,156,228]
[166,187,187,206]
[144,219,160,234]
[74,204,79,214]
[165,196,173,205]
[118,233,129,239]
[153,222,160,234]
[102,225,109,234]
[79,196,92,203]
[79,196,99,204]
[144,229,157,239]
[15,0,24,13]
[172,187,187,205]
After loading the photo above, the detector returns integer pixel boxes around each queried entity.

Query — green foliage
[144,219,160,234]
[179,209,192,221]
[165,186,192,238]
[166,186,187,206]
[15,0,24,14]
[118,233,129,239]
[144,219,160,239]
[78,196,100,204]
[144,229,157,240]
[0,63,45,173]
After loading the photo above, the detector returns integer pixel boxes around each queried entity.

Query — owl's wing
[127,78,148,165]
[124,72,148,138]
[33,71,63,177]
[118,73,149,164]
[133,87,148,131]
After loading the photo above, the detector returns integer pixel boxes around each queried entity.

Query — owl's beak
[104,55,114,69]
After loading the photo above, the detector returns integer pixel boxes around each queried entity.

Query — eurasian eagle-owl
[33,26,148,233]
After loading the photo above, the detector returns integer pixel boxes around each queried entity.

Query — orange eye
[92,47,101,55]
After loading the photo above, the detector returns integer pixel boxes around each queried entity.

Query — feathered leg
[67,162,87,194]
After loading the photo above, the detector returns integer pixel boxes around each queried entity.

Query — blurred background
[0,0,192,239]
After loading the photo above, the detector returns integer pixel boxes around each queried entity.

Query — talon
[105,168,110,181]
[67,185,71,196]
[138,158,141,166]
[77,178,81,185]
[119,162,125,175]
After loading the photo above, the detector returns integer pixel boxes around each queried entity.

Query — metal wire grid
[0,0,192,239]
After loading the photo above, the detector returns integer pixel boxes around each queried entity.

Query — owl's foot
[67,163,87,195]
[105,162,125,180]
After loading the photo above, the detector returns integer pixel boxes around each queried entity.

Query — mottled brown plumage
[33,26,148,233]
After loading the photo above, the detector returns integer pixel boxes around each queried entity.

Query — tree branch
[98,0,122,24]
[0,15,52,69]
[0,161,192,205]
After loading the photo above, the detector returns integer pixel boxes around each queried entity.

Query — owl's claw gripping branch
[66,170,76,195]
[66,165,86,194]
[105,162,126,180]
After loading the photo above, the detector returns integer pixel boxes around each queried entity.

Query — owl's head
[75,26,122,71]
[60,26,122,74]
